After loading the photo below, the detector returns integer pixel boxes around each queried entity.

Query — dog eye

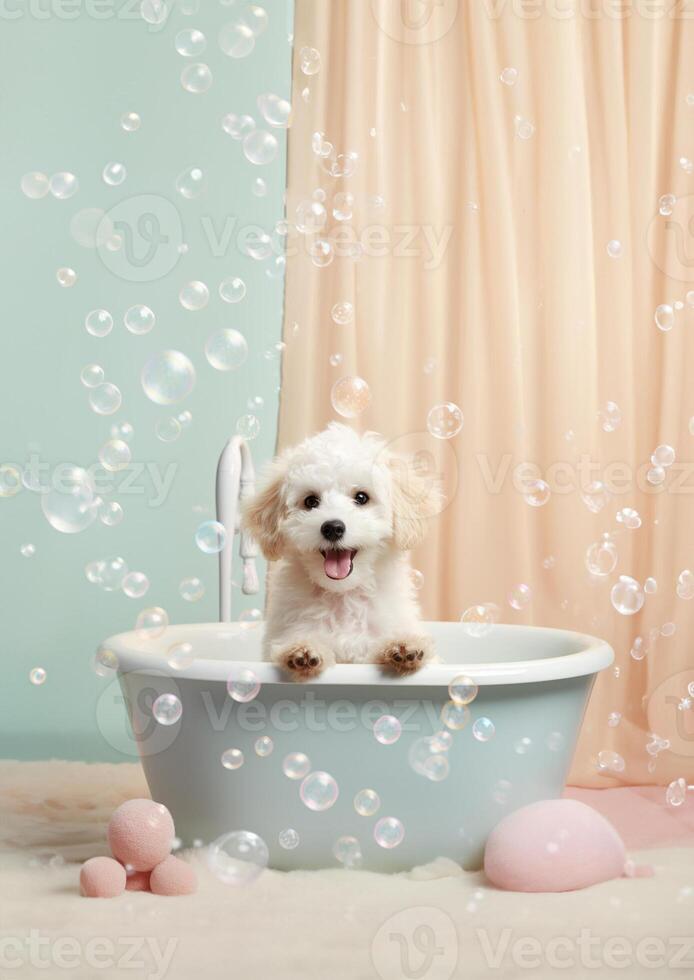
[354,491,370,505]
[303,494,320,510]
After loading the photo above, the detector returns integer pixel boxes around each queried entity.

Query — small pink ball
[125,869,151,892]
[108,799,175,872]
[150,855,198,896]
[80,856,126,898]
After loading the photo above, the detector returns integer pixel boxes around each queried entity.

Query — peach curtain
[278,0,694,787]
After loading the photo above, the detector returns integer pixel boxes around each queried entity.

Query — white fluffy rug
[1,761,692,979]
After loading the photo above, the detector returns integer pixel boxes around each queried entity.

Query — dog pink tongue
[324,550,353,580]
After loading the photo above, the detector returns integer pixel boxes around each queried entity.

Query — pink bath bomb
[80,856,126,898]
[125,869,151,892]
[484,799,626,892]
[150,855,198,896]
[107,799,175,872]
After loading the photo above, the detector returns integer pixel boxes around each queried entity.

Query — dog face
[244,424,438,592]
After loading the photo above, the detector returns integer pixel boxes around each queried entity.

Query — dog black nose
[321,520,345,542]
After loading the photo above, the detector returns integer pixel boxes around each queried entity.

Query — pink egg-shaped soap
[484,799,626,892]
[80,856,126,898]
[125,869,151,892]
[108,799,175,872]
[150,855,198,896]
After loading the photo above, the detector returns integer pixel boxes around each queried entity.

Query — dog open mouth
[320,548,357,580]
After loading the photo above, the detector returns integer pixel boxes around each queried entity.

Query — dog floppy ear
[242,461,287,561]
[389,453,443,551]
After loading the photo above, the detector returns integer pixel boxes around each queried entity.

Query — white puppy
[243,423,440,680]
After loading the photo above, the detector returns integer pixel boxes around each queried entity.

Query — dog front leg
[270,637,336,681]
[371,633,435,676]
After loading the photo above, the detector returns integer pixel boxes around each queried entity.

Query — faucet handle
[241,558,259,595]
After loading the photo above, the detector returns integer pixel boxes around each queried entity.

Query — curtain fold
[279,0,694,787]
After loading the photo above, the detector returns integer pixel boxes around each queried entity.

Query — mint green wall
[0,1,293,760]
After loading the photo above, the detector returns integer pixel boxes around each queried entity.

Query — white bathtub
[105,621,613,872]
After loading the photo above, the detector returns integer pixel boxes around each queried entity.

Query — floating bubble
[152,693,181,725]
[309,239,333,267]
[123,304,155,336]
[677,569,694,600]
[542,556,556,569]
[177,410,192,429]
[410,568,424,590]
[205,329,249,371]
[585,538,618,576]
[597,750,625,773]
[608,711,622,727]
[30,667,47,686]
[581,480,609,514]
[333,192,354,220]
[680,156,694,174]
[661,622,676,637]
[441,701,470,731]
[93,648,118,677]
[80,364,104,387]
[500,66,518,85]
[514,115,534,140]
[167,642,194,671]
[155,417,182,443]
[295,199,326,233]
[666,778,687,807]
[610,575,644,615]
[222,113,255,139]
[85,560,106,584]
[333,836,362,868]
[282,752,311,780]
[102,162,126,186]
[221,748,244,770]
[278,828,299,850]
[598,401,622,432]
[427,402,464,439]
[49,171,79,199]
[265,255,285,280]
[424,755,450,781]
[70,208,113,248]
[257,92,291,128]
[175,166,205,200]
[330,376,371,418]
[616,507,641,529]
[195,520,227,554]
[20,543,36,558]
[85,309,113,338]
[647,465,666,486]
[431,730,453,752]
[99,500,124,526]
[331,301,353,325]
[179,280,209,311]
[373,715,402,745]
[374,817,404,849]
[56,267,77,287]
[524,479,551,507]
[41,466,98,533]
[0,465,22,497]
[243,230,273,260]
[514,736,533,755]
[236,414,260,440]
[122,571,149,598]
[323,152,358,179]
[21,171,49,199]
[606,239,623,258]
[98,439,131,472]
[219,276,246,304]
[181,62,212,93]
[652,444,675,467]
[460,603,499,638]
[208,830,268,885]
[175,27,206,56]
[136,606,169,637]
[654,304,674,331]
[121,111,141,132]
[354,788,380,817]
[300,771,339,811]
[300,45,321,75]
[449,675,478,705]
[141,350,195,405]
[508,583,531,610]
[177,576,203,602]
[239,608,262,628]
[226,667,260,703]
[630,636,645,661]
[329,353,343,367]
[644,576,657,594]
[255,735,273,757]
[219,20,255,58]
[472,717,496,742]
[251,177,267,197]
[658,193,676,216]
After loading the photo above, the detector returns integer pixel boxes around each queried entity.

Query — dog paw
[376,637,432,676]
[274,644,328,681]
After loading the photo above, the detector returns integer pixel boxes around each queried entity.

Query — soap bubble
[56,267,77,287]
[449,675,478,705]
[581,480,609,513]
[85,560,106,584]
[257,92,291,128]
[21,171,49,199]
[608,711,622,727]
[252,177,267,197]
[472,717,496,742]
[300,771,339,811]
[136,606,169,637]
[85,309,113,338]
[652,444,675,467]
[167,642,194,670]
[175,166,205,200]
[80,364,104,387]
[70,208,113,248]
[661,622,676,637]
[221,748,244,770]
[102,162,127,186]
[500,66,518,85]
[374,817,404,849]
[427,402,464,439]
[332,192,354,221]
[598,401,622,432]
[121,111,141,131]
[514,115,534,139]
[441,701,470,731]
[30,667,47,686]
[0,465,22,497]
[123,305,156,336]
[329,353,343,367]
[208,831,268,885]
[666,778,687,807]
[408,736,443,777]
[460,603,499,637]
[195,520,226,554]
[98,439,131,472]
[606,239,623,258]
[585,538,618,576]
[49,171,79,199]
[141,351,195,405]
[309,239,334,267]
[330,376,371,418]
[20,543,36,557]
[676,569,694,599]
[152,693,182,726]
[278,828,299,849]
[243,230,272,260]
[282,752,311,780]
[644,576,657,594]
[205,329,248,371]
[181,63,212,93]
[179,280,209,311]
[514,736,533,755]
[630,636,645,661]
[239,608,262,628]
[647,465,666,486]
[221,113,255,139]
[333,836,362,868]
[659,193,676,216]
[175,577,202,604]
[296,199,326,233]
[122,571,149,598]
[175,27,206,56]
[219,276,246,303]
[226,667,260,703]
[177,410,192,429]
[155,417,182,443]
[524,479,551,507]
[508,583,531,610]
[610,575,644,615]
[373,715,402,745]
[219,21,255,58]
[99,500,124,526]
[41,466,98,533]
[596,750,625,773]
[93,648,118,677]
[244,4,268,35]
[140,0,167,23]
[255,736,273,757]
[354,788,380,817]
[616,507,641,529]
[236,414,260,440]
[331,301,353,325]
[300,46,321,75]
[423,755,450,781]
[654,304,674,331]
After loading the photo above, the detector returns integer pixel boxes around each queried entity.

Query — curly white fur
[242,424,440,680]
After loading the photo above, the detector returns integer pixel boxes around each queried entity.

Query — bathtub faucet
[216,435,259,622]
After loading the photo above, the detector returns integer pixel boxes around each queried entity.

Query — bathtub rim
[103,622,614,687]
